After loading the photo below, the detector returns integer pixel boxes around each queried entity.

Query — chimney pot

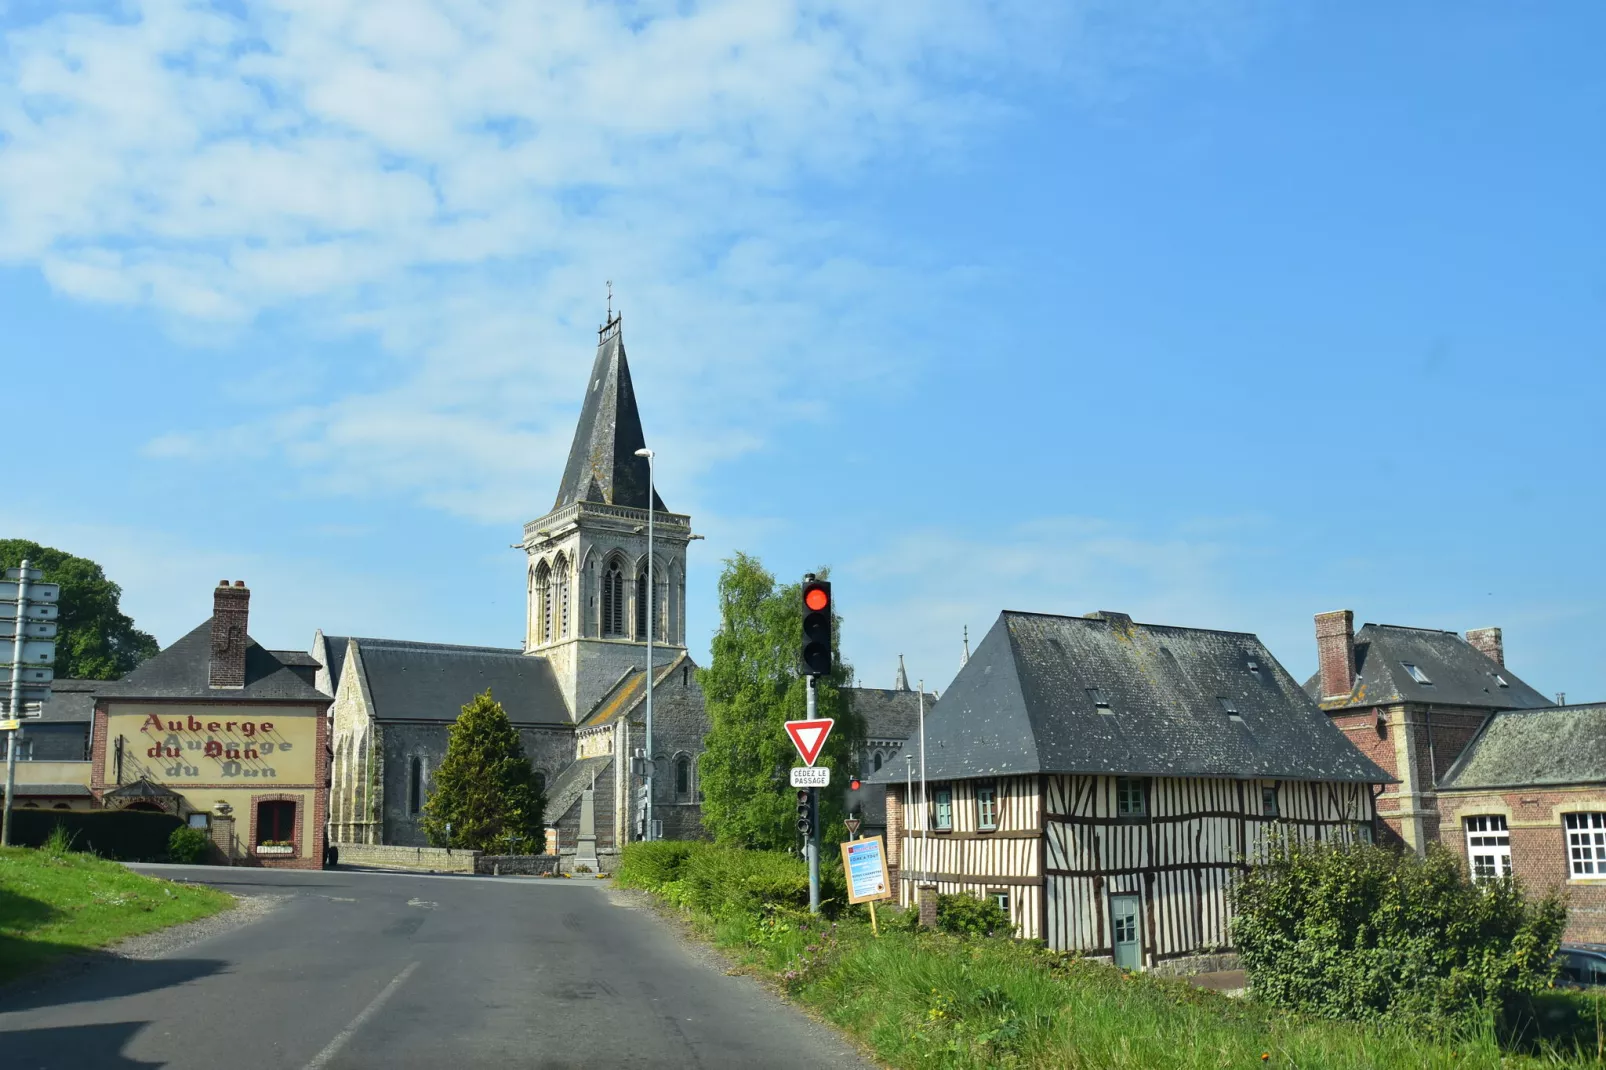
[1465,627,1504,668]
[1315,609,1357,701]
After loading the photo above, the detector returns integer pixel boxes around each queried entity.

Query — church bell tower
[521,312,691,721]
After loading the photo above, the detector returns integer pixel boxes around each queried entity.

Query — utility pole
[3,560,60,847]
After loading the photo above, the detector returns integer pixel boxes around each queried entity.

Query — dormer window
[1086,687,1112,714]
[1402,662,1433,685]
[1218,696,1241,719]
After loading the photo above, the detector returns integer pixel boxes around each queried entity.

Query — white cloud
[0,0,1259,519]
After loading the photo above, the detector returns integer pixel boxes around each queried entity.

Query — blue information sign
[840,835,892,904]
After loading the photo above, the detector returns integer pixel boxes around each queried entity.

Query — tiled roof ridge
[347,637,525,656]
[1000,609,1258,639]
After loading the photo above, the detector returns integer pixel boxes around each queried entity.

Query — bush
[167,826,212,864]
[615,840,700,891]
[937,892,1015,937]
[1233,838,1567,1030]
[10,810,185,861]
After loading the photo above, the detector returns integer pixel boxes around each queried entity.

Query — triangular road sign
[784,718,835,767]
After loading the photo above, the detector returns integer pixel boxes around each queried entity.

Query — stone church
[320,311,929,869]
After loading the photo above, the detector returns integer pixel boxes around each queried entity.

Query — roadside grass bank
[619,842,1604,1069]
[0,842,233,983]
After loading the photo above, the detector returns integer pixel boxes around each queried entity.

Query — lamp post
[634,447,656,841]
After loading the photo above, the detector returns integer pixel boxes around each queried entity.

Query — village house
[869,609,1389,974]
[1435,702,1606,942]
[1305,611,1553,852]
[88,580,331,869]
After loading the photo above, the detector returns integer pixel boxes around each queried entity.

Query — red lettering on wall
[142,713,164,733]
[204,741,223,758]
[188,716,204,731]
[207,722,220,732]
[261,722,274,733]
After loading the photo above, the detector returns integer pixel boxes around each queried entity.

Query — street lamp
[634,447,656,841]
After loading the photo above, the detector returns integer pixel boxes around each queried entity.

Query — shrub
[167,826,212,865]
[41,823,79,858]
[616,840,701,891]
[937,892,1015,937]
[1233,838,1566,1030]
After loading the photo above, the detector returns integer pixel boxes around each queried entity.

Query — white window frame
[1566,812,1606,878]
[1115,777,1146,818]
[1464,814,1511,881]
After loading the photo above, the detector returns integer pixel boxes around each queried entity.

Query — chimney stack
[1315,610,1356,700]
[1465,627,1504,667]
[209,580,250,689]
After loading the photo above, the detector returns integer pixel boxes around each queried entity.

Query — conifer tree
[697,553,863,850]
[422,690,546,853]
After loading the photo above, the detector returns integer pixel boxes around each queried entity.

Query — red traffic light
[804,586,830,611]
[850,778,861,791]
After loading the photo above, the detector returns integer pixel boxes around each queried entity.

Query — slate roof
[845,687,932,744]
[1440,703,1606,791]
[36,678,99,723]
[868,610,1390,785]
[96,622,330,703]
[1301,624,1551,711]
[315,632,351,695]
[580,652,695,727]
[16,784,92,797]
[552,318,667,513]
[350,638,570,726]
[545,754,614,823]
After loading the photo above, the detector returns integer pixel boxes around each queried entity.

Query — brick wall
[1440,787,1606,943]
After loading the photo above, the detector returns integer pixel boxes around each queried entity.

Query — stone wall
[475,854,560,876]
[335,842,479,873]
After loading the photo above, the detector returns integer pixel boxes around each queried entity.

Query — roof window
[1492,672,1509,688]
[1402,663,1433,685]
[1246,659,1261,674]
[1086,687,1112,714]
[1218,696,1241,719]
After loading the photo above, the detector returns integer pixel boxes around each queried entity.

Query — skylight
[1218,696,1241,718]
[1246,658,1261,674]
[1402,662,1433,685]
[1086,687,1112,713]
[1493,672,1510,688]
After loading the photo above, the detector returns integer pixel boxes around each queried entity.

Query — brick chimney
[1465,627,1504,667]
[1315,609,1356,700]
[209,580,250,689]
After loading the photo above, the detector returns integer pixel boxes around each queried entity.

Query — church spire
[552,308,667,512]
[894,654,910,691]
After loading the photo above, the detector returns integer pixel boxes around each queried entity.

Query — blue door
[1111,894,1142,970]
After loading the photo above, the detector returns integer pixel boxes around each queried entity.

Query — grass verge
[0,845,233,983]
[618,844,1605,1069]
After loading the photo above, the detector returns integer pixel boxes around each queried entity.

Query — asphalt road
[0,866,874,1070]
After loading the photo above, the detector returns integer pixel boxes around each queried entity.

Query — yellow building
[90,581,331,868]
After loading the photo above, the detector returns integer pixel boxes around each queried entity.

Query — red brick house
[1436,703,1606,942]
[1303,611,1552,853]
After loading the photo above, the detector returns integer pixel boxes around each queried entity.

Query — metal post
[3,558,31,847]
[643,450,655,841]
[806,673,821,913]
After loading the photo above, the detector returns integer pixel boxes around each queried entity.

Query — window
[409,756,423,814]
[9,738,32,761]
[990,889,1010,914]
[1218,696,1241,719]
[532,770,547,796]
[1246,659,1261,674]
[534,563,551,643]
[556,558,571,637]
[1261,784,1279,817]
[872,752,883,772]
[1115,777,1146,818]
[1566,813,1606,877]
[675,755,691,796]
[1493,672,1510,688]
[1465,815,1511,881]
[255,800,296,846]
[977,783,999,831]
[1087,687,1112,713]
[932,787,953,831]
[636,572,649,640]
[602,562,626,637]
[1401,662,1433,685]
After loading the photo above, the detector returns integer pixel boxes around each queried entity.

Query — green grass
[669,900,1605,1069]
[0,844,233,983]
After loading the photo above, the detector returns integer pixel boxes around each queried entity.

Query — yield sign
[784,718,834,767]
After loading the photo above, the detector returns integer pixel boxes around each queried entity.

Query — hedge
[9,810,186,861]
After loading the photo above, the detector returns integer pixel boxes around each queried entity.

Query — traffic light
[801,577,833,676]
[796,788,815,838]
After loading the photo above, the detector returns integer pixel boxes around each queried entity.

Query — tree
[0,539,158,680]
[697,553,864,851]
[422,690,546,853]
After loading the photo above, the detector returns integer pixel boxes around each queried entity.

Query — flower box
[255,844,295,856]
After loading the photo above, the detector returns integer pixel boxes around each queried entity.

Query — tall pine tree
[422,690,546,853]
[697,553,863,850]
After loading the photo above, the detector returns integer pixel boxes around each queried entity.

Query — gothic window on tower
[675,754,691,798]
[555,554,571,638]
[602,560,626,637]
[533,562,551,644]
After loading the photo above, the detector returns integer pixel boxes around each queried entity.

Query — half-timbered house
[869,609,1390,973]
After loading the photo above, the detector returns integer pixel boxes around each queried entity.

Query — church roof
[552,317,667,513]
[545,754,614,824]
[867,610,1391,786]
[97,622,330,704]
[845,686,933,745]
[580,652,695,726]
[347,638,571,726]
[1300,623,1551,711]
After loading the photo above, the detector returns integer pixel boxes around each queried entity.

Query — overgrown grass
[0,843,233,983]
[620,843,1606,1069]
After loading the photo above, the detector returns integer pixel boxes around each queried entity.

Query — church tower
[522,312,692,721]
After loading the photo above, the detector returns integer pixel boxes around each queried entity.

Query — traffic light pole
[805,673,821,914]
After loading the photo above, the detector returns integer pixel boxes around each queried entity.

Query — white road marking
[406,898,437,910]
[302,961,419,1070]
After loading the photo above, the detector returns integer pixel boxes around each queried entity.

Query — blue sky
[1,1,1601,700]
